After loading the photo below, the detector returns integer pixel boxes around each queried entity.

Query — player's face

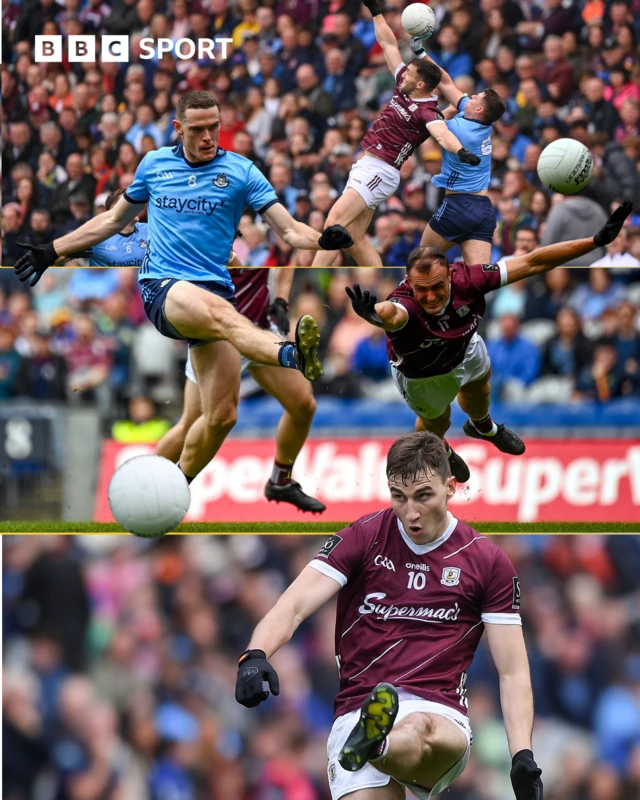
[408,265,451,315]
[389,472,456,543]
[174,106,221,163]
[465,92,485,117]
[400,64,423,95]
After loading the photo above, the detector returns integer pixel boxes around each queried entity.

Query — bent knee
[292,392,316,420]
[401,712,437,754]
[203,406,238,432]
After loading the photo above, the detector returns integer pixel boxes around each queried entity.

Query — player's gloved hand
[346,284,384,327]
[458,148,481,166]
[235,649,280,708]
[593,200,633,247]
[14,241,59,287]
[410,36,428,57]
[362,0,383,16]
[510,750,543,800]
[267,297,291,335]
[318,224,354,250]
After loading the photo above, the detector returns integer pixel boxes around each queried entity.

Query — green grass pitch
[2,521,639,534]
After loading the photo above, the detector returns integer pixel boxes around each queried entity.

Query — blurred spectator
[112,396,171,443]
[569,268,627,322]
[0,325,22,399]
[575,342,628,401]
[542,308,593,378]
[61,313,112,406]
[541,196,608,266]
[524,268,573,320]
[487,314,542,398]
[14,330,67,400]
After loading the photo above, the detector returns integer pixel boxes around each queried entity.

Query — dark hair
[406,245,449,274]
[481,88,506,124]
[387,431,451,484]
[410,59,442,93]
[105,188,126,210]
[515,226,538,239]
[176,90,219,122]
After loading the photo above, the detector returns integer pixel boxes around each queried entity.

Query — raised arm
[504,201,633,285]
[364,0,403,76]
[410,37,465,109]
[263,202,353,252]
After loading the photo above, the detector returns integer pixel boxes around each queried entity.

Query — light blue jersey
[124,145,278,289]
[89,223,149,267]
[433,97,492,194]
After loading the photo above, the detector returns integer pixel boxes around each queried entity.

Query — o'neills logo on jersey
[389,98,412,121]
[358,592,460,622]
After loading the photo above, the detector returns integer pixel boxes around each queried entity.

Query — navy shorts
[429,194,496,244]
[140,278,236,348]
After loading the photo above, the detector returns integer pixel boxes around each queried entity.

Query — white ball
[536,138,594,195]
[401,3,436,39]
[108,455,191,537]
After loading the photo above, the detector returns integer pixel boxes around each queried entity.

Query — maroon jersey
[361,64,444,168]
[308,508,521,719]
[386,261,506,378]
[230,267,271,327]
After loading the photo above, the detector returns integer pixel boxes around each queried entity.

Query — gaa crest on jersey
[318,534,342,558]
[140,240,148,249]
[409,103,418,111]
[328,764,337,782]
[441,567,461,586]
[456,305,470,317]
[213,173,229,188]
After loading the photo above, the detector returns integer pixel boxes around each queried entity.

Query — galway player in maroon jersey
[236,431,543,800]
[345,202,633,482]
[310,0,481,270]
[155,255,325,513]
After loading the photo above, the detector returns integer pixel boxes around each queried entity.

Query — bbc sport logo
[35,35,233,63]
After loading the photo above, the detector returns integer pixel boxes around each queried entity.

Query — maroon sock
[471,414,495,434]
[271,460,293,485]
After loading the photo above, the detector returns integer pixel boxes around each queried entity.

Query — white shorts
[327,694,472,800]
[346,155,401,209]
[391,334,490,419]
[185,322,283,384]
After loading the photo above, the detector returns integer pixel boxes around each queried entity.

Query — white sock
[472,420,498,436]
[370,736,390,762]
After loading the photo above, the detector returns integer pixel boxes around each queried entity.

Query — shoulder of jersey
[389,278,414,299]
[449,518,497,555]
[351,507,396,535]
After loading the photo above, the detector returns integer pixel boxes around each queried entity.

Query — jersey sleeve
[481,547,522,625]
[424,105,445,129]
[245,163,279,214]
[466,261,508,295]
[307,522,368,588]
[123,155,151,203]
[457,95,470,113]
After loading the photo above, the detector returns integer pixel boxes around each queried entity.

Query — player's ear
[446,476,456,500]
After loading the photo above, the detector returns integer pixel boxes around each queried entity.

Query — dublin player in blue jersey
[13,90,353,485]
[86,189,148,267]
[411,37,506,265]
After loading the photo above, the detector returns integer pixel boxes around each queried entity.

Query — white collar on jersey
[409,93,439,104]
[397,512,458,555]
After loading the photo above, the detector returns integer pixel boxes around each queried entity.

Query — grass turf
[2,521,639,534]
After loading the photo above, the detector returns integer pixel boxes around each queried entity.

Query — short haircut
[387,431,451,484]
[481,88,506,124]
[176,90,219,122]
[105,188,125,210]
[410,59,442,93]
[515,226,538,239]
[406,245,449,274]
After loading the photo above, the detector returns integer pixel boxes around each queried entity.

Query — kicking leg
[155,377,202,462]
[250,364,325,513]
[178,340,240,480]
[344,208,381,267]
[311,188,368,268]
[415,412,470,483]
[458,370,525,454]
[164,282,323,380]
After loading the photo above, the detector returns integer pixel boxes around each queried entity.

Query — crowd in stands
[2,0,640,423]
[3,533,640,800]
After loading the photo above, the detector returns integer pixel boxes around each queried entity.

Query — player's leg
[415,413,469,483]
[163,282,323,380]
[455,336,525,454]
[459,198,497,265]
[155,375,202,462]
[249,364,325,513]
[459,239,492,265]
[339,685,468,795]
[177,339,241,480]
[311,188,369,267]
[420,222,454,251]
[343,208,381,268]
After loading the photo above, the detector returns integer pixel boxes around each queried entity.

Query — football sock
[471,415,498,435]
[278,343,298,369]
[271,460,293,485]
[178,463,195,485]
[370,737,390,762]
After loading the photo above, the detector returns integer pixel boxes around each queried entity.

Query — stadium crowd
[3,533,640,800]
[2,0,640,423]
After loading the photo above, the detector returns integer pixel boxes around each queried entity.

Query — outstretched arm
[346,284,409,330]
[504,201,633,285]
[411,37,465,109]
[263,203,353,251]
[54,196,143,257]
[370,8,404,76]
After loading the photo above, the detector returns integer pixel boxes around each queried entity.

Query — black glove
[345,283,384,327]
[14,241,59,287]
[363,0,382,16]
[235,649,280,708]
[267,297,290,335]
[318,224,354,250]
[593,200,633,247]
[410,36,428,58]
[510,750,543,800]
[458,148,481,166]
